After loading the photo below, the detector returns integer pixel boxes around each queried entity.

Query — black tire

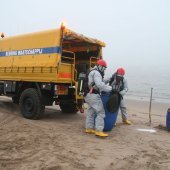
[59,100,77,113]
[19,88,45,119]
[12,96,19,104]
[0,84,4,95]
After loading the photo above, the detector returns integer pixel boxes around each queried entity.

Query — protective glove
[119,90,126,96]
[119,93,123,100]
[108,86,112,92]
[101,86,112,95]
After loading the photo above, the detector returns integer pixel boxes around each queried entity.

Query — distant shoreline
[126,97,170,117]
[126,94,170,104]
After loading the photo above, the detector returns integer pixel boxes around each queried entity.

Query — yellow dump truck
[0,24,105,119]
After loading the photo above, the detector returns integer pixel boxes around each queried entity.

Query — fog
[1,0,170,72]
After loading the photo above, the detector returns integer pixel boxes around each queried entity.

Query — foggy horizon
[1,0,170,69]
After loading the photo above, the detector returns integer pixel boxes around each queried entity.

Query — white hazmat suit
[85,66,112,132]
[104,73,128,121]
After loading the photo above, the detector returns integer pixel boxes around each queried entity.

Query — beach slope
[0,96,170,170]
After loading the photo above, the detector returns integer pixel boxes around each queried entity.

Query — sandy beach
[0,96,170,170]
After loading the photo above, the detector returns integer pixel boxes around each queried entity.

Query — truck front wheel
[19,88,45,119]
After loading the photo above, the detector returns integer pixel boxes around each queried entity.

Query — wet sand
[0,96,170,170]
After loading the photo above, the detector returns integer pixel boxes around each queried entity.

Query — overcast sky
[1,0,170,73]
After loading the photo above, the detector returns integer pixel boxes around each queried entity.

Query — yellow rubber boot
[95,131,108,137]
[123,119,132,125]
[85,129,95,134]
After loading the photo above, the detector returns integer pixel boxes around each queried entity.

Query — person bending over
[105,67,132,125]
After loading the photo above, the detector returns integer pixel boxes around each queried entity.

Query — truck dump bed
[0,27,105,84]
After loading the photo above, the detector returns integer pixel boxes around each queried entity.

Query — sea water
[127,66,170,103]
[106,66,170,103]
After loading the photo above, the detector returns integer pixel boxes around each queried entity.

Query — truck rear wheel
[19,88,45,119]
[59,100,77,113]
[12,96,19,104]
[0,84,4,95]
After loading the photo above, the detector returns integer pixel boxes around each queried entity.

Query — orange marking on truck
[58,73,72,78]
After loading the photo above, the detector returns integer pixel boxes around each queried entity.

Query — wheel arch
[17,82,42,97]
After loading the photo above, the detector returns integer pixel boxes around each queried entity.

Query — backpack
[77,69,94,96]
[78,68,103,96]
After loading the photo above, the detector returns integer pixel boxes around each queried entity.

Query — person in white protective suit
[105,68,132,125]
[85,59,112,137]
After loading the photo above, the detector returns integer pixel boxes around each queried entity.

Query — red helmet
[97,59,107,67]
[116,68,125,76]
